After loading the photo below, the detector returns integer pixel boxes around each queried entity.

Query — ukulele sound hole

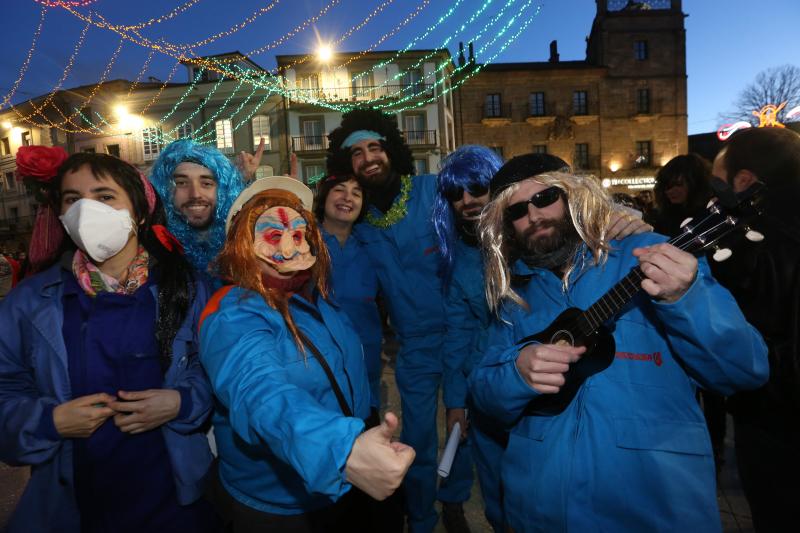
[550,330,575,346]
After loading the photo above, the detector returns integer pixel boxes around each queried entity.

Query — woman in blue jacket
[0,152,216,533]
[313,174,383,420]
[200,177,414,532]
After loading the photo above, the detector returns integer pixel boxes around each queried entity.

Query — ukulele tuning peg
[712,246,733,262]
[706,199,716,208]
[680,217,693,228]
[744,227,764,242]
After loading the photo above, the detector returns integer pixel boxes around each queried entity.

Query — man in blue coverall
[469,156,769,532]
[325,108,471,532]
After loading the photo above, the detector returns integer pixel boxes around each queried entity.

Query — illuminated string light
[0,5,47,110]
[176,0,283,49]
[48,37,126,129]
[351,0,464,81]
[12,16,93,124]
[138,60,184,116]
[346,0,513,105]
[106,0,204,31]
[34,0,542,135]
[126,47,157,97]
[386,3,542,113]
[34,1,99,6]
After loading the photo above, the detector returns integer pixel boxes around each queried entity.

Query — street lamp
[317,44,333,63]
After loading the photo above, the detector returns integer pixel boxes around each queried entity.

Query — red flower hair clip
[15,145,69,183]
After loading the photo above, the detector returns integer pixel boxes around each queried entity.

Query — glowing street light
[317,44,333,63]
[609,161,621,173]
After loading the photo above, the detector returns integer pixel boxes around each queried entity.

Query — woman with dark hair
[313,175,383,422]
[0,151,216,533]
[652,153,713,236]
[199,177,413,532]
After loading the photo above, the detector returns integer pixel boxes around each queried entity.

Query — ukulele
[520,181,765,416]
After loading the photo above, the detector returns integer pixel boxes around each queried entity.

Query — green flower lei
[365,174,413,229]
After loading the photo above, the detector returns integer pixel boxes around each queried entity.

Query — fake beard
[517,214,582,270]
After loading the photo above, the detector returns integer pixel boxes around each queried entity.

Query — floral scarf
[72,246,150,297]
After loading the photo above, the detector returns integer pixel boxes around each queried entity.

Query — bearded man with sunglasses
[468,155,768,532]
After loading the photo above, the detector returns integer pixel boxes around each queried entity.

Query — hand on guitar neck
[632,243,698,303]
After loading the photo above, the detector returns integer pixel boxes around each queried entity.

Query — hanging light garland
[22,0,542,136]
[11,15,93,125]
[0,5,47,110]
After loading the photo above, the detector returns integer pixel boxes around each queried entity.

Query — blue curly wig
[148,139,245,274]
[433,145,503,285]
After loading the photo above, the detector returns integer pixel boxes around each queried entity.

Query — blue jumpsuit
[322,228,383,409]
[469,233,769,532]
[443,239,506,532]
[199,286,371,515]
[0,263,214,533]
[356,174,472,532]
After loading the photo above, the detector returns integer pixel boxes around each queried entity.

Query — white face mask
[59,199,135,263]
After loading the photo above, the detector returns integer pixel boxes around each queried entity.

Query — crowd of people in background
[0,108,796,533]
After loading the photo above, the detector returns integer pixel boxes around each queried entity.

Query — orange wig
[216,189,331,350]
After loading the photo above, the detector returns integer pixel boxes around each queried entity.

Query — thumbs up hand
[345,412,415,500]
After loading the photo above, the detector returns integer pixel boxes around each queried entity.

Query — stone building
[454,0,688,194]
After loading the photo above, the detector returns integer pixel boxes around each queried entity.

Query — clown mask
[253,206,317,274]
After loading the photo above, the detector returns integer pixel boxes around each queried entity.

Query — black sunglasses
[506,186,562,220]
[444,183,490,203]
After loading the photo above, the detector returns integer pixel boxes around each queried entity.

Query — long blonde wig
[479,172,614,314]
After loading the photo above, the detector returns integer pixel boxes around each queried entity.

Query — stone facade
[455,0,688,194]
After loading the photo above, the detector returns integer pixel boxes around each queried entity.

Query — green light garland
[365,175,413,229]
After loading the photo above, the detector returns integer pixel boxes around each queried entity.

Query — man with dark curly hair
[327,108,472,532]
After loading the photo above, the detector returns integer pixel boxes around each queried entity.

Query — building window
[413,158,428,176]
[1,171,12,190]
[402,68,424,94]
[105,144,120,158]
[404,114,426,144]
[176,123,194,139]
[352,71,374,98]
[637,88,650,114]
[255,165,274,179]
[574,143,589,169]
[142,127,163,161]
[299,118,325,151]
[20,131,31,147]
[215,119,234,154]
[529,92,546,116]
[299,74,320,98]
[302,162,325,184]
[1,137,10,156]
[634,40,648,61]
[635,141,652,167]
[81,146,96,153]
[485,93,502,118]
[533,144,547,154]
[251,115,271,149]
[10,206,18,220]
[573,91,588,115]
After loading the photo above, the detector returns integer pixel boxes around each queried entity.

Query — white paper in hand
[437,422,461,478]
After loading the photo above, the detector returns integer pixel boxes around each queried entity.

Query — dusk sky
[2,0,798,134]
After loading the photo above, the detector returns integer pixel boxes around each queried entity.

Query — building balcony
[403,130,437,146]
[288,83,433,105]
[291,135,330,152]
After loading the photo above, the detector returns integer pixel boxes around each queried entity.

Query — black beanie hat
[490,153,570,199]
